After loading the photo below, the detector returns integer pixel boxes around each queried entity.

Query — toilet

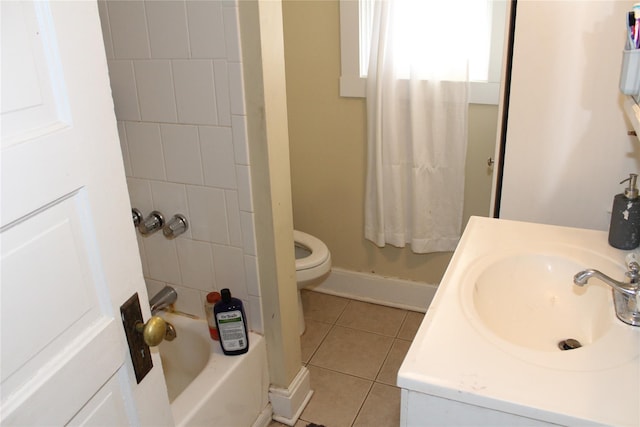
[294,230,331,334]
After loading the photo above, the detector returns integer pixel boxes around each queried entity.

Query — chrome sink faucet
[149,285,178,315]
[574,256,640,326]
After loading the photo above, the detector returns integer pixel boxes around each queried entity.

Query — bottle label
[216,310,247,350]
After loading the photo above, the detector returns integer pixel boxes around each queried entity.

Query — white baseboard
[252,404,273,427]
[306,267,437,312]
[269,366,313,426]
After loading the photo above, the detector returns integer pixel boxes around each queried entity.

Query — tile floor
[270,290,425,427]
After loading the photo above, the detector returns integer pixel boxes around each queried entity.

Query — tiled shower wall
[97,0,263,333]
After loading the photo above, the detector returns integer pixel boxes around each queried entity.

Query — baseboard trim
[252,404,273,427]
[306,267,437,312]
[269,366,313,426]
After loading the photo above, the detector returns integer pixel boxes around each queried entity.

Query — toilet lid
[294,230,330,271]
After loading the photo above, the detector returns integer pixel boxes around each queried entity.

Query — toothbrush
[628,11,635,49]
[634,3,640,49]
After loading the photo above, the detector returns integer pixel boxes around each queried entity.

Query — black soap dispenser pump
[608,173,640,250]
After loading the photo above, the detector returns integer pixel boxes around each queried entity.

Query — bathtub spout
[150,286,178,315]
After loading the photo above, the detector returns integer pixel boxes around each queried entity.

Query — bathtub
[157,312,270,427]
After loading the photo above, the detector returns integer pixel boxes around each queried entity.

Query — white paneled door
[1,1,172,424]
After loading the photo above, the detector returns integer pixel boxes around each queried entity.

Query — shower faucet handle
[138,211,165,235]
[163,214,188,239]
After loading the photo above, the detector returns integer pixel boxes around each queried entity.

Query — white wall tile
[199,126,237,189]
[212,244,247,300]
[160,124,204,185]
[227,62,246,115]
[102,0,263,327]
[222,5,241,62]
[170,284,203,317]
[106,1,150,59]
[146,1,190,59]
[235,164,253,212]
[145,278,166,303]
[244,255,260,297]
[117,121,132,176]
[231,115,249,165]
[213,60,231,126]
[224,190,242,247]
[142,233,182,284]
[240,211,257,256]
[107,61,141,121]
[125,122,166,180]
[247,295,264,333]
[186,186,229,244]
[134,60,178,122]
[186,1,226,59]
[173,60,217,125]
[149,181,191,239]
[176,239,215,292]
[126,177,153,213]
[138,234,150,277]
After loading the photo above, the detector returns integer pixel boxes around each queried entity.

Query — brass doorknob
[135,316,167,347]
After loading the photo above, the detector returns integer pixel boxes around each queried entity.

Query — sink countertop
[397,216,640,427]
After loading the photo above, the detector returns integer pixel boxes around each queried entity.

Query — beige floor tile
[309,326,393,380]
[352,383,401,427]
[300,319,332,363]
[376,339,411,386]
[397,311,424,341]
[337,300,407,336]
[301,290,349,323]
[301,365,372,427]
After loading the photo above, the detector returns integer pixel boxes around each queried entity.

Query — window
[339,0,508,104]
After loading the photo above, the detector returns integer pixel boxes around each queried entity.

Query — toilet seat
[293,230,332,334]
[294,230,330,271]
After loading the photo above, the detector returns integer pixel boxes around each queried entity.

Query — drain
[558,338,582,351]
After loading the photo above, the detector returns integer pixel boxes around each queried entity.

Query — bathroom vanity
[398,217,640,426]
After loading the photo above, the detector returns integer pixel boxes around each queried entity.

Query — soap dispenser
[608,173,640,249]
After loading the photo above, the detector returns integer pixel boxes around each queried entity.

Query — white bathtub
[157,312,270,427]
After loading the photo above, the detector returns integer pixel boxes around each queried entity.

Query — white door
[1,1,172,425]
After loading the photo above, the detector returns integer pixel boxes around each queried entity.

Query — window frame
[339,0,508,105]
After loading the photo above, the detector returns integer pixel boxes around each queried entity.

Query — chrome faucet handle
[163,214,188,239]
[626,266,640,284]
[138,211,164,235]
[625,253,640,283]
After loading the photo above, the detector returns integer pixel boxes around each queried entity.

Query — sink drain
[558,339,582,351]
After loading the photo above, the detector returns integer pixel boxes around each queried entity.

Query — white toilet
[294,230,331,334]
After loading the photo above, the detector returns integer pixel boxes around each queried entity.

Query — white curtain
[364,0,474,253]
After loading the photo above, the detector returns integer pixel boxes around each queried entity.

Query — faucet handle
[163,214,188,239]
[139,211,165,235]
[626,253,640,270]
[625,253,640,283]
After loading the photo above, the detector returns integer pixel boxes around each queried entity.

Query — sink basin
[398,217,640,427]
[463,250,617,352]
[457,244,638,371]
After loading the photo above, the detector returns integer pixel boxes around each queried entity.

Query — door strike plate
[120,293,153,384]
